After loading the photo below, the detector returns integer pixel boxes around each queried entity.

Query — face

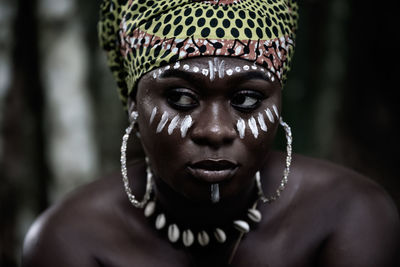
[132,57,282,203]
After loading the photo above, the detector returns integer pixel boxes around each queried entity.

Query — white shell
[155,214,166,230]
[197,231,210,246]
[247,208,262,223]
[214,228,226,243]
[233,220,250,233]
[168,224,180,243]
[144,201,156,217]
[182,229,194,247]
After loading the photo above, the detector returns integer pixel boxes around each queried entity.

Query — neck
[153,176,257,229]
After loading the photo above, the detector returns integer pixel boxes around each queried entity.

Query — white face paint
[272,104,279,118]
[156,111,169,133]
[235,105,279,139]
[266,108,275,123]
[180,115,193,138]
[168,115,180,135]
[150,107,194,138]
[207,58,225,82]
[150,107,157,124]
[248,117,259,138]
[236,118,246,139]
[257,113,268,132]
[150,60,277,84]
[226,69,233,76]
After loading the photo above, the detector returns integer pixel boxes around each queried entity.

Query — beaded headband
[99,0,299,108]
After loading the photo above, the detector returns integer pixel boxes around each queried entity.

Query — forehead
[141,57,277,85]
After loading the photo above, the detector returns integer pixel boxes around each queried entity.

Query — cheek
[137,104,194,174]
[235,103,280,141]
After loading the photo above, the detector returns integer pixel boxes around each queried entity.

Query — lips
[187,159,239,183]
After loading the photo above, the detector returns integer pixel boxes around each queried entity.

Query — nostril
[191,123,236,147]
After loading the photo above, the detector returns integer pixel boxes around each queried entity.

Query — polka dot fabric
[99,0,299,108]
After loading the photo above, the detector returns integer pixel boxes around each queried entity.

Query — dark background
[1,0,398,266]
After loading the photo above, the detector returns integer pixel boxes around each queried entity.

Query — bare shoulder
[22,171,126,267]
[291,153,400,266]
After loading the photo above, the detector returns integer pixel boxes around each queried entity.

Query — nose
[190,102,237,148]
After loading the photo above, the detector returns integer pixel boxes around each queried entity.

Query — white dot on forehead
[235,67,241,72]
[226,69,233,76]
[183,64,190,70]
[174,62,180,69]
[202,69,209,76]
[251,65,257,70]
[243,65,250,71]
[193,66,199,72]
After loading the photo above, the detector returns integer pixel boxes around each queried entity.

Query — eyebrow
[159,68,270,83]
[159,69,200,82]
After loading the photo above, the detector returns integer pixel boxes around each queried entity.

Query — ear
[127,98,138,121]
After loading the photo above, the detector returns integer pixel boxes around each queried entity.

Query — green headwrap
[99,0,299,108]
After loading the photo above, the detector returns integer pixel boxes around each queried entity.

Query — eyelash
[166,89,199,110]
[231,90,265,112]
[166,89,265,112]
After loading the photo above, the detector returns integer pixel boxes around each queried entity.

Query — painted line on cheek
[257,113,268,132]
[273,104,279,118]
[248,117,259,138]
[168,115,180,135]
[156,111,169,133]
[180,115,193,138]
[265,108,275,123]
[150,107,157,124]
[236,118,246,139]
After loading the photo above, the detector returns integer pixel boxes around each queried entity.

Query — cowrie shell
[182,229,194,247]
[144,201,156,217]
[233,220,250,233]
[155,214,166,230]
[198,231,210,246]
[214,228,227,243]
[247,208,262,223]
[168,224,180,243]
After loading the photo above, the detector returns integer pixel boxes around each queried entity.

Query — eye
[166,89,199,110]
[231,90,264,112]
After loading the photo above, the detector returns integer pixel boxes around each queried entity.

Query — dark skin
[22,57,400,267]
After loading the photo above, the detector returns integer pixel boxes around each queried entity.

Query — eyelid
[166,88,199,110]
[232,89,266,99]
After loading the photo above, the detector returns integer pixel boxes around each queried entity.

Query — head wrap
[99,0,299,108]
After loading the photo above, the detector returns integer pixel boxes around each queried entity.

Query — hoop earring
[256,117,293,204]
[121,111,153,208]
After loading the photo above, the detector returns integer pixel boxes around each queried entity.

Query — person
[22,0,399,266]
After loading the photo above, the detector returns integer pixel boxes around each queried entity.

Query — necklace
[143,192,262,264]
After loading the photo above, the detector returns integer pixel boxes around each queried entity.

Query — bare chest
[92,223,325,267]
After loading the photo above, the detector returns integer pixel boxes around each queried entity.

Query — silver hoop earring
[256,117,292,203]
[121,111,153,208]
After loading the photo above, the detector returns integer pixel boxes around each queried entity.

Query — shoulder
[291,153,400,266]
[22,172,125,267]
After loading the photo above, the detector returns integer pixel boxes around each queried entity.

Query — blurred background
[0,0,398,266]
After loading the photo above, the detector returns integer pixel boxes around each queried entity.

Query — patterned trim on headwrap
[99,0,299,108]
